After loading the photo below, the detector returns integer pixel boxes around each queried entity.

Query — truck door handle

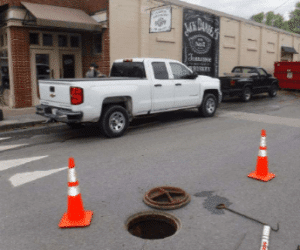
[154,84,162,87]
[175,83,182,86]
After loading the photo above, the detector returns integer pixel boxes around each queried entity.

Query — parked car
[219,66,279,102]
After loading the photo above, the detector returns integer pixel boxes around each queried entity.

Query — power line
[273,0,294,11]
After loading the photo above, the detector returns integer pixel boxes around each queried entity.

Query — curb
[0,121,66,137]
[0,120,47,132]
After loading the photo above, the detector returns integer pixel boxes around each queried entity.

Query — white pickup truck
[36,58,222,138]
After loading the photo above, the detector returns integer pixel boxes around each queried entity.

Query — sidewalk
[0,106,48,132]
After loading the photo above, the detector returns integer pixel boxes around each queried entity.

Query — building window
[43,34,53,46]
[58,35,68,47]
[0,35,3,47]
[30,33,39,45]
[94,33,102,54]
[4,33,7,46]
[70,36,80,48]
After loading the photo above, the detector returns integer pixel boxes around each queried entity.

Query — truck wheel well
[204,89,219,102]
[102,96,133,118]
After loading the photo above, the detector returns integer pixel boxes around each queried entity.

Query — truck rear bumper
[36,105,83,123]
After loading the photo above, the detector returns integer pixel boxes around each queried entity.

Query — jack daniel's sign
[182,9,220,77]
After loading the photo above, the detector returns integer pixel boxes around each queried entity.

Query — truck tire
[241,87,251,102]
[269,84,278,97]
[99,105,129,138]
[199,94,217,117]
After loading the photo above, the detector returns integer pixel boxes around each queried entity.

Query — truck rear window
[110,62,146,78]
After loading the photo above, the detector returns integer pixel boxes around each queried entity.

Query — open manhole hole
[143,186,191,210]
[126,211,180,240]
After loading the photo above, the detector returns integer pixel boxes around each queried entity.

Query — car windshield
[110,62,146,78]
[232,67,257,74]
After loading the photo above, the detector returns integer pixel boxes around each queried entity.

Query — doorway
[30,49,82,105]
[59,51,82,79]
[30,49,57,105]
[62,54,75,78]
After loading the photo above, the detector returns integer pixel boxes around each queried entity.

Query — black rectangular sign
[182,9,220,77]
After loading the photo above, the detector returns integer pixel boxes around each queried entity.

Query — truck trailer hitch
[216,204,279,232]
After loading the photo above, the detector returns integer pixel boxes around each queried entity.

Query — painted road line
[9,167,68,187]
[0,137,11,141]
[220,111,300,128]
[0,144,28,152]
[0,156,48,172]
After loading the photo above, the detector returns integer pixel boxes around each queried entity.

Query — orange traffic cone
[248,130,275,182]
[59,157,93,228]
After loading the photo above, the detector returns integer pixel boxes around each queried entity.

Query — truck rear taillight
[230,80,235,86]
[70,87,84,105]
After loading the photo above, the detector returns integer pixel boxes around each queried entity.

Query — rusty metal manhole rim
[143,186,191,210]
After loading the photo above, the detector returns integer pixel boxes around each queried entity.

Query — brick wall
[10,26,32,108]
[81,0,110,76]
[1,0,109,108]
[81,29,110,77]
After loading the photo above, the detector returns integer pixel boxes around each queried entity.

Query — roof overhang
[281,46,299,54]
[18,2,104,31]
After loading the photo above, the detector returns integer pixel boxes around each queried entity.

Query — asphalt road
[0,90,300,250]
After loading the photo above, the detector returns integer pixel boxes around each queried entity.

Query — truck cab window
[110,62,146,78]
[232,67,242,73]
[170,63,192,79]
[152,62,169,79]
[257,68,267,77]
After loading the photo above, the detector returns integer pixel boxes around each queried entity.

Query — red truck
[274,61,300,90]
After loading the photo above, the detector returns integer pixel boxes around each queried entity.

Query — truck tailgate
[219,76,232,89]
[39,80,72,105]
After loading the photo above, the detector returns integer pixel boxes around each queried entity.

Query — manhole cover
[126,211,180,240]
[143,186,191,210]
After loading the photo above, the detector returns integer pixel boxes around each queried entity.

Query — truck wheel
[99,105,129,138]
[199,94,217,117]
[242,87,251,102]
[269,84,278,97]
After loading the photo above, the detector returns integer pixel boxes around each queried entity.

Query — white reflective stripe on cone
[68,186,80,197]
[260,137,267,147]
[258,150,267,157]
[262,225,270,236]
[68,169,77,183]
[260,225,270,250]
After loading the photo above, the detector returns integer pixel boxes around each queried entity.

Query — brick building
[1,0,300,108]
[0,0,109,108]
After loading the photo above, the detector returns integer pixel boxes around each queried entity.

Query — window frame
[58,34,68,47]
[29,33,40,45]
[70,35,81,48]
[93,33,103,55]
[151,62,169,80]
[42,33,53,47]
[257,68,267,77]
[169,62,193,79]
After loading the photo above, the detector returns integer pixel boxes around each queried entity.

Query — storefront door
[59,51,82,79]
[30,49,58,106]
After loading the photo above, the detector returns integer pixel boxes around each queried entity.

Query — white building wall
[109,0,300,75]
